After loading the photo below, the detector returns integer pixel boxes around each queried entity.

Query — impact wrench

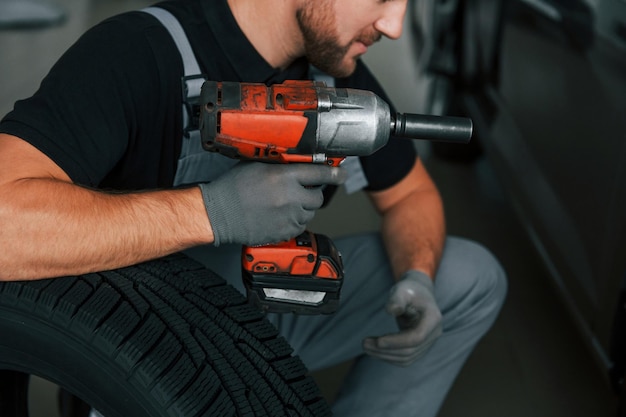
[199,80,472,314]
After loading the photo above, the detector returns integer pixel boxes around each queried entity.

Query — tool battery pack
[242,231,344,314]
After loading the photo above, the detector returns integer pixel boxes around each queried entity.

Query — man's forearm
[368,158,446,281]
[379,187,445,280]
[0,178,213,280]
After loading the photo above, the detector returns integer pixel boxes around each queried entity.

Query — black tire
[0,253,330,417]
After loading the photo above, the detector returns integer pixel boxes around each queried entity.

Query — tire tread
[0,253,330,417]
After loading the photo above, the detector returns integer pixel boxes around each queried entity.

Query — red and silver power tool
[199,80,472,314]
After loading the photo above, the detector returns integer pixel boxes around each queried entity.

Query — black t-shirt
[0,0,416,192]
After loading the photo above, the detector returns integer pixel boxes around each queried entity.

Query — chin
[328,58,359,79]
[339,61,358,78]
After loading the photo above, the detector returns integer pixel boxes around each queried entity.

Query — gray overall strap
[142,7,201,77]
[142,6,238,186]
[142,6,204,133]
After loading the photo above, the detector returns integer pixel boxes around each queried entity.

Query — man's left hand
[363,270,442,366]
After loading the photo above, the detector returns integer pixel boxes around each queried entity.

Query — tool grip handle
[391,113,473,144]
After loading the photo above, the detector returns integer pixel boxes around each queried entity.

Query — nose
[374,0,407,40]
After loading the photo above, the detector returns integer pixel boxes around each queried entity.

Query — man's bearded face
[296,1,381,78]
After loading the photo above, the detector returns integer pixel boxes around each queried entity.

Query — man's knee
[462,237,507,304]
[436,237,508,327]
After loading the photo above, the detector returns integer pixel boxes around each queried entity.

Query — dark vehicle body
[413,0,626,401]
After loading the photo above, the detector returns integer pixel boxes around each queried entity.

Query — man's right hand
[199,162,346,246]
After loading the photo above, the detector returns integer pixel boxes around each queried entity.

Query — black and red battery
[242,231,344,314]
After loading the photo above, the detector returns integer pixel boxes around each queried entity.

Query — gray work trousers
[185,233,507,417]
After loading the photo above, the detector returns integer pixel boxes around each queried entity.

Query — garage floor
[0,0,618,415]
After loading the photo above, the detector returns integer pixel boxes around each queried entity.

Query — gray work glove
[199,162,345,246]
[363,270,443,366]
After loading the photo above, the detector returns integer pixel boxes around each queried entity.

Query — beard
[296,3,380,78]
